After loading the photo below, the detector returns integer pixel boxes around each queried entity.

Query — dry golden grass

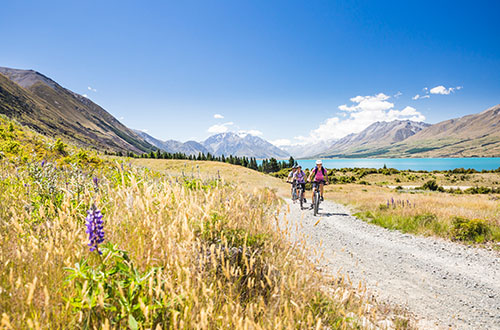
[1,147,412,328]
[325,184,500,241]
[128,158,291,197]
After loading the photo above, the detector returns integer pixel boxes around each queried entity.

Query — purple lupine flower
[41,160,46,167]
[93,176,99,191]
[85,205,105,254]
[391,197,394,206]
[387,200,390,207]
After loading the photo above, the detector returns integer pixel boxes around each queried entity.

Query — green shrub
[54,138,68,156]
[451,217,491,243]
[421,180,439,191]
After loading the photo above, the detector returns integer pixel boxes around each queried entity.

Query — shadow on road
[318,212,349,217]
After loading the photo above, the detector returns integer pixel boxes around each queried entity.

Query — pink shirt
[314,167,325,181]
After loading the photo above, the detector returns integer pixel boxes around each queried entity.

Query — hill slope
[0,67,153,153]
[345,105,500,158]
[320,120,430,158]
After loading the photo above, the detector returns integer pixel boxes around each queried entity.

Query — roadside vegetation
[0,116,410,329]
[271,166,500,245]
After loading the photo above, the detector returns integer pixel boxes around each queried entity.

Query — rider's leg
[320,182,324,200]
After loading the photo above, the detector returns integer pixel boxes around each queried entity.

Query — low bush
[451,217,491,243]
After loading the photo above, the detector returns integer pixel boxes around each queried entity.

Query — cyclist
[307,160,328,204]
[286,165,297,183]
[286,165,298,199]
[293,165,307,203]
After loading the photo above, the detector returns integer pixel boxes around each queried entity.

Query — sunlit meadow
[0,116,411,329]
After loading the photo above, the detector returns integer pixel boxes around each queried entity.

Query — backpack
[312,166,326,176]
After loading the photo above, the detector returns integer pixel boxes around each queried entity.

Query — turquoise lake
[281,158,500,171]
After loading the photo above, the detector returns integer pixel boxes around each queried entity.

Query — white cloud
[87,86,97,92]
[214,114,224,119]
[394,91,402,98]
[82,94,88,98]
[413,94,430,100]
[140,128,148,133]
[280,92,425,146]
[119,116,124,120]
[339,93,394,112]
[207,122,234,134]
[239,129,263,137]
[429,85,462,95]
[271,139,292,147]
[430,85,452,95]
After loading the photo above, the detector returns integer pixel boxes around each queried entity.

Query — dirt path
[282,199,500,329]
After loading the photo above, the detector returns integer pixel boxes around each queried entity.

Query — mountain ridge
[317,120,430,158]
[0,66,153,154]
[319,105,500,158]
[136,130,290,159]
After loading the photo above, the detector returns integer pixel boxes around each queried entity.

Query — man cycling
[286,165,297,183]
[292,165,307,203]
[286,165,298,199]
[307,160,328,204]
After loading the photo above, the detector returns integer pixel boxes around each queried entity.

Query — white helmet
[315,160,322,165]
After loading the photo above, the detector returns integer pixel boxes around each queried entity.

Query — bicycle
[296,182,305,209]
[290,181,298,203]
[311,181,327,216]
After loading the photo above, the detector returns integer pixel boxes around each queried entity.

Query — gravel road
[282,200,500,329]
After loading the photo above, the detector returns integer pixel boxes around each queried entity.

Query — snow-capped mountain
[202,132,290,158]
[135,131,290,158]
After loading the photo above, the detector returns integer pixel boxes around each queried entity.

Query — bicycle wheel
[314,190,320,216]
[292,186,297,201]
[299,188,303,209]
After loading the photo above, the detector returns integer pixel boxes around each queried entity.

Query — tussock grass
[0,117,411,329]
[327,184,500,244]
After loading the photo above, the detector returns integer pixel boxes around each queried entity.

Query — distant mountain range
[0,67,153,153]
[317,120,430,158]
[137,130,290,159]
[134,130,209,155]
[1,66,499,159]
[316,105,500,158]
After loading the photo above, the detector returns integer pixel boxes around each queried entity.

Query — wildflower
[93,176,99,191]
[85,204,105,254]
[41,160,46,167]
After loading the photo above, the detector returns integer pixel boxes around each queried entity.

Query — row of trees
[107,149,296,173]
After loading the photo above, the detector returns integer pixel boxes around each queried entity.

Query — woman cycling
[292,165,307,203]
[307,160,328,204]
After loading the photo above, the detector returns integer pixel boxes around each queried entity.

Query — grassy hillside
[0,69,153,154]
[321,105,500,158]
[0,117,410,329]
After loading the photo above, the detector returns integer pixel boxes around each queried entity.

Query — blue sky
[1,0,499,145]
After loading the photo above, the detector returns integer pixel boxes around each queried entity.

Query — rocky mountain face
[134,130,209,156]
[319,120,430,157]
[387,104,500,157]
[318,105,500,158]
[202,132,290,158]
[137,131,290,158]
[0,67,153,153]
